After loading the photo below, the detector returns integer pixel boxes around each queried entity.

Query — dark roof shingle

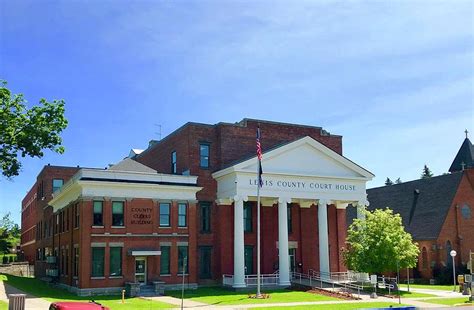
[449,138,474,172]
[347,172,463,240]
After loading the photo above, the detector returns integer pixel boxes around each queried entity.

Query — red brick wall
[136,119,344,281]
[75,198,197,289]
[412,169,474,279]
[22,165,79,266]
[437,169,474,266]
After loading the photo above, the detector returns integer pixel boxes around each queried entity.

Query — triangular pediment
[214,136,373,180]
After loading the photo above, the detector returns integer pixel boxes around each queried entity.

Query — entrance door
[289,248,296,272]
[135,257,147,285]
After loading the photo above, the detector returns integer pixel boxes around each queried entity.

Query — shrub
[2,256,8,264]
[433,264,469,284]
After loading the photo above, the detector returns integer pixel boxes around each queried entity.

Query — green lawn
[0,300,7,310]
[0,274,173,309]
[252,302,411,309]
[400,283,457,291]
[166,287,340,305]
[423,297,473,306]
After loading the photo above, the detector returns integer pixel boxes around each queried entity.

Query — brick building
[348,135,474,280]
[21,118,374,294]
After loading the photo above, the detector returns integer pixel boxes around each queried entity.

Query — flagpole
[257,167,261,298]
[256,126,262,298]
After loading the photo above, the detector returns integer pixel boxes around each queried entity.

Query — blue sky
[1,0,473,224]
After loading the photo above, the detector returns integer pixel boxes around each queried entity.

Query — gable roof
[108,158,157,174]
[347,171,464,240]
[449,138,474,172]
[213,136,374,180]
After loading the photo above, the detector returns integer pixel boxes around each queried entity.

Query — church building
[349,133,474,280]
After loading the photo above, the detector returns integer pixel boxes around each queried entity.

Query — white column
[318,199,331,275]
[357,198,369,219]
[233,196,246,288]
[278,197,291,286]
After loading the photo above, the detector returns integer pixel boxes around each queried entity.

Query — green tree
[0,213,20,254]
[0,81,68,178]
[420,164,433,179]
[395,177,402,184]
[385,177,393,186]
[343,208,419,274]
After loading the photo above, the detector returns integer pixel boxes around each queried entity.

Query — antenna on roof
[155,124,162,140]
[465,129,469,139]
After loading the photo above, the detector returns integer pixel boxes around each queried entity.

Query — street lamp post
[450,250,457,292]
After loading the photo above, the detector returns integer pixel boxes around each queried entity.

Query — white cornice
[49,168,202,212]
[212,136,374,180]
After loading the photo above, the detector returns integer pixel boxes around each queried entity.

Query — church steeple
[449,129,474,173]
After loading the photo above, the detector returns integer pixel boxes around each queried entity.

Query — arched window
[446,240,452,266]
[461,204,471,219]
[422,247,428,270]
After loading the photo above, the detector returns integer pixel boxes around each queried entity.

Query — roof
[129,148,144,157]
[347,171,464,240]
[108,158,157,174]
[214,135,374,179]
[449,138,474,172]
[136,118,340,159]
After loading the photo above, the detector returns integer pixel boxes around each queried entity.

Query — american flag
[256,127,263,187]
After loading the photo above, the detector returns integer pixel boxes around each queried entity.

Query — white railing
[291,271,365,299]
[222,274,279,287]
[222,274,234,286]
[245,274,279,286]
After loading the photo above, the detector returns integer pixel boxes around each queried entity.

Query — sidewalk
[0,280,51,310]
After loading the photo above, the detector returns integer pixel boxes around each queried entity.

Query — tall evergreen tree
[421,165,434,179]
[385,177,393,186]
[395,177,402,184]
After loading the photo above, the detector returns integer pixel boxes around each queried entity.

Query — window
[200,202,211,233]
[159,203,170,227]
[93,201,103,226]
[178,203,187,227]
[91,247,105,277]
[73,247,79,277]
[171,151,177,174]
[109,247,122,276]
[74,204,79,228]
[287,204,292,234]
[422,247,428,270]
[65,248,69,275]
[244,246,253,274]
[52,179,64,193]
[446,240,453,266]
[199,246,212,279]
[199,143,210,168]
[178,246,189,274]
[244,202,252,232]
[160,246,170,275]
[112,201,124,226]
[461,204,471,219]
[66,208,69,231]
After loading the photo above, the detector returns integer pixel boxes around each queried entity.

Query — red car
[49,301,110,310]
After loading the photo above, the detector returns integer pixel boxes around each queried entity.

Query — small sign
[450,250,457,257]
[370,275,377,284]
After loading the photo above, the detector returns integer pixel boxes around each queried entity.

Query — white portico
[212,136,374,288]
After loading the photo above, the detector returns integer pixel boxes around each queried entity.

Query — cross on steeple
[465,129,469,139]
[461,161,466,170]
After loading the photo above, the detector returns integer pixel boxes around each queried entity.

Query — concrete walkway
[145,295,456,309]
[0,280,51,310]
